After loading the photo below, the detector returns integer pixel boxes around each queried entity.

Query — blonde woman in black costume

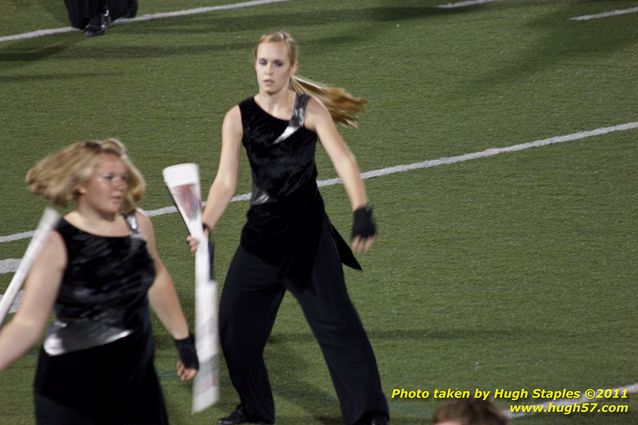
[0,139,198,425]
[195,32,390,425]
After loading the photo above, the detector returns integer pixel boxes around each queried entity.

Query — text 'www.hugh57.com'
[391,387,631,415]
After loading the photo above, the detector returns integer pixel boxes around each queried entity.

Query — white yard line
[0,259,21,275]
[357,122,638,182]
[0,27,77,42]
[1,121,636,251]
[438,0,498,9]
[0,0,289,44]
[571,6,638,21]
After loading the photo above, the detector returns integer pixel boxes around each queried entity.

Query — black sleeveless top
[53,217,155,331]
[238,94,359,283]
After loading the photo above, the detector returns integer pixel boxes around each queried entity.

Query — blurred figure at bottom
[432,398,508,425]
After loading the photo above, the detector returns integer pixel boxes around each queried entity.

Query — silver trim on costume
[44,319,132,356]
[273,94,307,144]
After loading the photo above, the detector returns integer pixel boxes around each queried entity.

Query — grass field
[1,0,637,424]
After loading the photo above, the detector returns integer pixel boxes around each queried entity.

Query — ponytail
[290,75,367,127]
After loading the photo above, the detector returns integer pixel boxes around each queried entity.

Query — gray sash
[43,319,132,356]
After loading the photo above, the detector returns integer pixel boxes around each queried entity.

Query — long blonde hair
[26,139,145,212]
[253,31,367,127]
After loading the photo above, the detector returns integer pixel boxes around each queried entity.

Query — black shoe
[83,8,109,37]
[84,17,106,37]
[103,8,112,27]
[356,413,389,425]
[125,0,139,18]
[217,405,273,425]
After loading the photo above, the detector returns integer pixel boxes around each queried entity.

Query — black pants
[63,0,128,29]
[220,224,388,425]
[34,326,168,425]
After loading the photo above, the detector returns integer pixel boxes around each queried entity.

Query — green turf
[1,0,637,424]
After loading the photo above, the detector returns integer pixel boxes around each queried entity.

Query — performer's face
[255,41,297,95]
[78,154,129,216]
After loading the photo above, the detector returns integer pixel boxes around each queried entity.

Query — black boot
[218,405,273,425]
[83,7,110,37]
[356,412,389,425]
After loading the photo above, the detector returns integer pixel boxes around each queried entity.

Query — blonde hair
[432,398,508,425]
[253,31,367,127]
[26,138,145,212]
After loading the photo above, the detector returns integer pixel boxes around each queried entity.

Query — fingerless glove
[351,205,376,239]
[173,334,199,370]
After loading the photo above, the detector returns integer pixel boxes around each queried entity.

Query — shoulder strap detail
[124,212,139,235]
[273,93,310,144]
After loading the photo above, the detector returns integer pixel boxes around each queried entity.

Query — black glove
[173,334,199,370]
[351,205,376,239]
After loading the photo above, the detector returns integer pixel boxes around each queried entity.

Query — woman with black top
[196,31,389,425]
[0,139,198,425]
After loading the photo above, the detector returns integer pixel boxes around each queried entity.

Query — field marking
[506,383,638,418]
[571,7,638,21]
[1,120,636,254]
[438,0,498,9]
[0,0,288,44]
[0,259,21,275]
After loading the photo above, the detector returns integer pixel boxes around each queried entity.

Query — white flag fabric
[163,164,219,412]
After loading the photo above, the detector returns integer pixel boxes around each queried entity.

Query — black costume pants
[63,0,128,29]
[33,326,167,425]
[219,223,389,425]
